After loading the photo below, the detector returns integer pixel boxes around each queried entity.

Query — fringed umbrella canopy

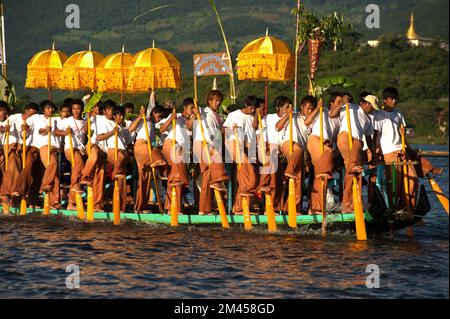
[96,47,134,94]
[127,43,181,92]
[25,43,68,90]
[60,45,104,91]
[236,32,294,82]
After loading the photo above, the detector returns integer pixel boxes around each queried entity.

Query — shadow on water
[0,146,448,299]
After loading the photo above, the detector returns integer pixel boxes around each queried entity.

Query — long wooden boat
[0,187,431,233]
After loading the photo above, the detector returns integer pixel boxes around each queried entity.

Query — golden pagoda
[406,11,419,40]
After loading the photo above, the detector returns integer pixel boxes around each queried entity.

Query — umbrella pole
[264,80,269,115]
[294,0,301,112]
[48,87,52,100]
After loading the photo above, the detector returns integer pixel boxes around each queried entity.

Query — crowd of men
[0,87,443,215]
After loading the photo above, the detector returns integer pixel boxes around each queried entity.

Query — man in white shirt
[97,105,133,212]
[276,96,317,212]
[256,97,289,212]
[128,104,168,213]
[332,95,375,213]
[80,100,114,212]
[374,87,442,209]
[223,96,258,215]
[18,101,61,208]
[0,102,11,206]
[192,90,229,215]
[160,98,195,214]
[55,99,87,210]
[1,103,39,206]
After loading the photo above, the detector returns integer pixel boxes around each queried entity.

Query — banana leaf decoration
[125,113,139,121]
[83,92,103,114]
[0,74,16,107]
[309,75,362,98]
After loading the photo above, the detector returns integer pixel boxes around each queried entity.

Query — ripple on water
[0,146,448,298]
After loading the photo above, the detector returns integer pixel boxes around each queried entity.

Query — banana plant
[0,74,16,107]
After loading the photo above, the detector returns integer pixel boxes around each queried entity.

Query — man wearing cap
[330,94,376,213]
[373,87,442,210]
[359,93,380,202]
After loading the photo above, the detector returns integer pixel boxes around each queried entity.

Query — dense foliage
[2,0,448,141]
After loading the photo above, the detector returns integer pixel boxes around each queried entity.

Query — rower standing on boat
[20,101,61,209]
[373,87,443,210]
[256,97,287,212]
[359,93,380,203]
[307,98,339,215]
[128,104,167,213]
[79,100,113,212]
[276,96,317,213]
[192,90,229,216]
[55,99,87,210]
[223,96,258,215]
[96,105,133,213]
[160,98,194,215]
[332,95,376,214]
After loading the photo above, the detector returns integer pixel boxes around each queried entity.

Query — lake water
[0,145,448,299]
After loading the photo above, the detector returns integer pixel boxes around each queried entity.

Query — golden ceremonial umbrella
[25,42,68,99]
[236,30,294,231]
[236,29,294,113]
[127,41,182,93]
[96,45,134,103]
[60,44,104,91]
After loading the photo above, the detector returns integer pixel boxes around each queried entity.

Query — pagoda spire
[406,11,419,40]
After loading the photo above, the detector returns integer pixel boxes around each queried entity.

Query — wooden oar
[3,119,9,214]
[68,128,85,219]
[287,110,297,228]
[319,99,326,237]
[113,126,121,225]
[86,116,94,222]
[193,99,229,229]
[345,103,367,241]
[170,109,178,226]
[234,125,251,230]
[142,114,163,212]
[258,114,276,232]
[401,125,414,238]
[20,126,27,216]
[427,175,449,214]
[43,122,51,216]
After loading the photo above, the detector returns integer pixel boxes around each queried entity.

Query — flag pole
[1,4,8,102]
[293,0,301,113]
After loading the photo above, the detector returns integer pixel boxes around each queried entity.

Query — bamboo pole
[319,99,326,237]
[170,109,178,226]
[293,0,301,112]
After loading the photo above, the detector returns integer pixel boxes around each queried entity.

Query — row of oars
[7,101,447,240]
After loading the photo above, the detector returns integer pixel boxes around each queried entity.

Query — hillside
[2,0,449,99]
